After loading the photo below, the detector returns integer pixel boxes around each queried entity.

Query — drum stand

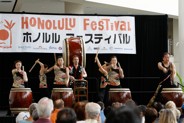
[73,80,88,102]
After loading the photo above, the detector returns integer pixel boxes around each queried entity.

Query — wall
[173,19,179,82]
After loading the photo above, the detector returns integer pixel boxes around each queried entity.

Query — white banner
[0,13,136,54]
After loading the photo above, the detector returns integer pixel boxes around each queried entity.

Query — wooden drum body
[63,37,86,67]
[9,88,33,114]
[160,88,184,107]
[51,88,75,107]
[109,88,132,105]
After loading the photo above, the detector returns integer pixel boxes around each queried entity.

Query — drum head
[109,88,130,92]
[10,88,32,92]
[52,88,73,92]
[63,37,86,68]
[162,88,183,93]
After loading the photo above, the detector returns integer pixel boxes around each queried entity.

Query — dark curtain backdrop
[0,14,168,109]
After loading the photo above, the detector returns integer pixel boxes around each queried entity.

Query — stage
[0,110,15,123]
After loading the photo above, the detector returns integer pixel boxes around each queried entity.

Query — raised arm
[35,59,45,75]
[46,66,54,73]
[95,56,108,76]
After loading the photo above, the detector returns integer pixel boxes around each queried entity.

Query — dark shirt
[60,68,66,73]
[159,62,172,88]
[15,72,23,79]
[70,65,83,79]
[110,67,120,74]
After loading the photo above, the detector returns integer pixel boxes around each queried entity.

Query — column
[178,0,184,80]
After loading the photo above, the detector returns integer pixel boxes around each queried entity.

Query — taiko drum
[9,88,33,114]
[109,88,132,105]
[160,88,184,107]
[51,88,75,107]
[63,37,86,67]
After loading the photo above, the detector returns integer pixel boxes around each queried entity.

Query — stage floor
[0,110,7,116]
[0,110,15,123]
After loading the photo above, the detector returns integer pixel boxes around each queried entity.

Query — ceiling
[0,0,16,12]
[0,0,177,19]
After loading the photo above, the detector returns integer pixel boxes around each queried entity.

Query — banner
[0,13,136,54]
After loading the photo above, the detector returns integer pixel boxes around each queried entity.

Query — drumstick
[94,47,100,63]
[29,59,39,72]
[22,66,24,71]
[104,61,108,64]
[118,62,121,68]
[54,53,57,63]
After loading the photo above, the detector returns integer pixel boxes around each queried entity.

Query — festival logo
[0,20,15,48]
[58,47,62,50]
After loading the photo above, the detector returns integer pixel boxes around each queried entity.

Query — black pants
[98,88,106,102]
[53,84,68,88]
[38,88,50,101]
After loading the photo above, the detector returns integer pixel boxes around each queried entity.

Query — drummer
[158,52,177,88]
[12,60,28,88]
[35,59,54,88]
[35,59,54,101]
[53,56,69,88]
[95,55,124,106]
[148,52,178,107]
[69,55,87,85]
